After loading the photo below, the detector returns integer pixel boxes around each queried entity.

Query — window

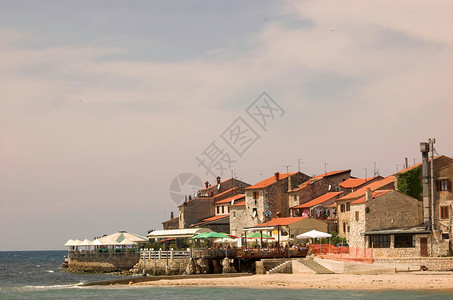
[437,179,452,192]
[442,233,449,240]
[252,208,257,217]
[342,222,346,233]
[370,235,390,248]
[254,199,257,206]
[347,225,350,233]
[216,206,220,214]
[221,206,224,214]
[227,206,230,213]
[253,192,258,199]
[355,211,359,221]
[440,206,449,219]
[394,234,415,248]
[346,203,350,212]
[233,211,236,218]
[340,204,345,213]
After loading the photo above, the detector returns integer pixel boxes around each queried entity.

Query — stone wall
[373,257,453,271]
[365,191,422,232]
[348,204,366,248]
[229,206,247,237]
[68,254,139,273]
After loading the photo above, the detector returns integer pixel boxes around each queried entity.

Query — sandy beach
[133,272,453,290]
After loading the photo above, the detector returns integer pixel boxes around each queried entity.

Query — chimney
[205,181,209,189]
[365,188,372,201]
[420,142,430,227]
[276,212,281,218]
[288,174,292,191]
[216,176,221,184]
[274,172,280,182]
[170,212,174,219]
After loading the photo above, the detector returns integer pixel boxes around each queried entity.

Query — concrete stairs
[266,261,292,274]
[298,258,335,274]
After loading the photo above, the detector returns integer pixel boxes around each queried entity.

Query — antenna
[373,161,376,177]
[298,158,305,172]
[324,162,328,174]
[282,165,291,174]
[364,168,367,180]
[396,164,399,173]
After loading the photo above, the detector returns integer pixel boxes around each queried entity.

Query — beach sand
[133,272,453,290]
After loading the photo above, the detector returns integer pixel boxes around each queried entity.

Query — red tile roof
[255,216,308,227]
[339,177,379,188]
[291,178,321,192]
[230,199,245,207]
[291,192,343,209]
[338,175,395,201]
[213,187,239,199]
[245,172,297,190]
[215,194,245,204]
[313,170,350,179]
[200,178,234,191]
[351,190,392,204]
[190,215,229,227]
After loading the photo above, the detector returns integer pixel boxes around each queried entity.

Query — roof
[246,172,297,190]
[338,175,395,201]
[148,228,212,238]
[313,170,350,179]
[339,177,379,188]
[351,190,392,204]
[215,194,245,204]
[395,155,451,174]
[200,178,238,191]
[291,178,321,192]
[364,227,430,235]
[190,215,229,227]
[230,199,246,207]
[162,217,179,224]
[213,187,239,199]
[255,216,308,227]
[292,192,343,209]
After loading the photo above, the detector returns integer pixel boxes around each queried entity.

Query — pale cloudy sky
[0,0,452,250]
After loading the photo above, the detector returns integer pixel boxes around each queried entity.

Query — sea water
[1,251,452,299]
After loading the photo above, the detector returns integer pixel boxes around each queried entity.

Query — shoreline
[124,272,453,291]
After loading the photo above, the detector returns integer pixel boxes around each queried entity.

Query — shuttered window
[440,206,449,219]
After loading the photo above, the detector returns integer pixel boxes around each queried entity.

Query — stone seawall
[68,256,139,273]
[132,257,245,275]
[373,257,453,271]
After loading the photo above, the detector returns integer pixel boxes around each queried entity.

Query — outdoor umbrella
[190,232,210,239]
[205,232,232,239]
[247,232,274,239]
[296,230,331,239]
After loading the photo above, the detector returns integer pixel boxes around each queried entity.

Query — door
[420,237,428,257]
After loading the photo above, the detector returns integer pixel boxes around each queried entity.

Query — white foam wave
[21,283,78,290]
[47,270,54,273]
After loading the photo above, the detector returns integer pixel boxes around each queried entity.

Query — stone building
[433,162,453,253]
[247,216,328,244]
[242,172,310,229]
[288,170,351,209]
[176,177,250,229]
[162,212,179,230]
[336,175,396,239]
[338,176,382,193]
[290,191,343,232]
[229,197,247,237]
[348,189,423,257]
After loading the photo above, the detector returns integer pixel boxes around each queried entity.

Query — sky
[0,0,452,251]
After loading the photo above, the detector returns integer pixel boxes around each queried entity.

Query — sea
[0,250,452,299]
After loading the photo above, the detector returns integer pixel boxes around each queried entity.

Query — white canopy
[296,230,332,239]
[148,228,212,239]
[79,239,93,246]
[92,239,103,246]
[64,239,75,246]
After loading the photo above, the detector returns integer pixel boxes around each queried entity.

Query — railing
[140,249,190,260]
[68,250,140,259]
